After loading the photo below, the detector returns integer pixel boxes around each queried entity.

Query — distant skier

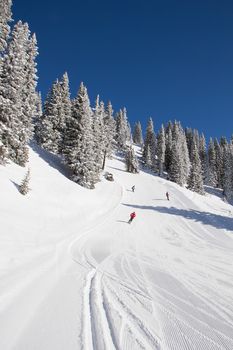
[166,191,169,201]
[128,211,136,224]
[132,185,135,192]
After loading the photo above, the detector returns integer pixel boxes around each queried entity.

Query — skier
[132,185,135,192]
[166,191,169,201]
[128,211,136,224]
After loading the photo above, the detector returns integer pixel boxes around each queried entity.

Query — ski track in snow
[73,177,233,350]
[1,148,233,349]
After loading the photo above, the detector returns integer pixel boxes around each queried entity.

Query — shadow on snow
[122,203,233,232]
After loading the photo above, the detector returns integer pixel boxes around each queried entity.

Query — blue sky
[13,0,233,140]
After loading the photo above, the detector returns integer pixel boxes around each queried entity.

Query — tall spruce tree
[115,108,130,150]
[125,146,139,173]
[22,31,38,142]
[0,21,35,165]
[0,0,12,54]
[170,121,190,185]
[164,122,173,175]
[133,121,143,145]
[206,138,217,186]
[214,138,224,188]
[103,101,116,159]
[187,141,204,194]
[142,117,156,168]
[199,133,206,177]
[223,144,233,200]
[63,82,96,188]
[157,124,166,176]
[36,80,62,153]
[92,96,105,179]
[59,72,71,153]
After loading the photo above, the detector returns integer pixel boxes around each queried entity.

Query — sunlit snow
[0,144,233,350]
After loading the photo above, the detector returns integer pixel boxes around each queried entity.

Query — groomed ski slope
[0,144,233,350]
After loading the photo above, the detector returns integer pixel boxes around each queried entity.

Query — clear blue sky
[13,0,233,140]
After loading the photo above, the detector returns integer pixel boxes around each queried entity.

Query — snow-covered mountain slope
[0,145,233,350]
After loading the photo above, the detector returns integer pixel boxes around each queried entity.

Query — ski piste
[0,145,233,349]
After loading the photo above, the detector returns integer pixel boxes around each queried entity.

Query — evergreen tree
[0,21,34,165]
[223,144,233,200]
[0,141,7,165]
[170,121,190,185]
[199,133,206,177]
[21,31,38,142]
[164,122,173,174]
[115,108,130,150]
[125,146,139,173]
[142,117,156,168]
[103,101,116,159]
[0,0,12,54]
[63,82,96,188]
[157,124,166,176]
[36,80,62,153]
[133,121,143,145]
[36,73,71,154]
[34,91,43,124]
[92,96,105,179]
[185,127,193,159]
[144,144,152,168]
[187,141,204,194]
[206,138,217,186]
[59,72,71,152]
[19,168,30,195]
[214,138,225,188]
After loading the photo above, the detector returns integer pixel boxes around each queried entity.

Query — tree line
[0,0,233,199]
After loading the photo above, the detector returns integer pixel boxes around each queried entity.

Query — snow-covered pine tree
[143,144,152,168]
[133,121,143,145]
[199,133,206,177]
[187,141,204,194]
[19,168,30,195]
[170,121,190,186]
[125,146,139,173]
[103,100,116,160]
[164,121,173,175]
[36,79,63,153]
[0,21,33,165]
[0,0,12,54]
[34,91,42,124]
[92,96,105,180]
[0,0,12,147]
[157,124,166,176]
[60,72,71,152]
[214,138,225,188]
[205,138,217,186]
[115,108,130,150]
[21,31,38,142]
[185,127,193,159]
[142,117,156,169]
[223,143,233,200]
[63,82,96,188]
[0,141,7,165]
[193,129,200,152]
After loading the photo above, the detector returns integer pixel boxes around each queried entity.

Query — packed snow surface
[0,145,233,350]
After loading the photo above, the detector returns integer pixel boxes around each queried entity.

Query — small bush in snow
[19,168,31,195]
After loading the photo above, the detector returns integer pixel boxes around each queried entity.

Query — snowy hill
[0,144,233,350]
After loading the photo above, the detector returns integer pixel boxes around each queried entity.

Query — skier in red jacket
[128,211,136,224]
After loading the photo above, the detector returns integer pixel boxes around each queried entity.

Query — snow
[0,144,233,350]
